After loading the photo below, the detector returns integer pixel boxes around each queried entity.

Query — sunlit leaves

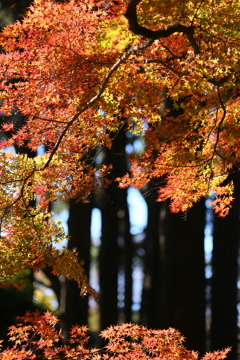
[0,311,231,360]
[0,0,239,292]
[0,150,101,294]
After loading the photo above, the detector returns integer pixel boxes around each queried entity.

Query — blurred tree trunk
[100,184,120,330]
[123,206,132,323]
[211,173,240,360]
[141,197,206,354]
[64,200,92,333]
[99,126,131,329]
[159,200,206,354]
[140,187,162,327]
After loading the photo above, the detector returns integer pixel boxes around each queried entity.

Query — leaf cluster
[0,0,239,292]
[0,311,231,360]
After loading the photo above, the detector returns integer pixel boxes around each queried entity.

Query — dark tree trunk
[211,173,240,360]
[99,126,131,329]
[100,186,120,330]
[64,201,92,334]
[140,187,162,327]
[159,200,206,355]
[141,197,206,354]
[123,208,133,323]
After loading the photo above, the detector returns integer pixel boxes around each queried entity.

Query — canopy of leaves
[0,0,239,290]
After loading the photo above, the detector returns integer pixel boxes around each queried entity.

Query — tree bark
[99,126,131,329]
[211,173,240,360]
[140,187,162,327]
[159,200,206,355]
[64,201,92,333]
[141,196,206,354]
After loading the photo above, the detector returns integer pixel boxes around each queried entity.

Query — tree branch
[124,0,200,55]
[41,38,154,170]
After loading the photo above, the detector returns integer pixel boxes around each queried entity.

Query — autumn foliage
[0,1,238,357]
[0,0,239,295]
[0,310,231,360]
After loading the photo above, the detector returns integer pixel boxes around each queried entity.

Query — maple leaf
[1,122,14,132]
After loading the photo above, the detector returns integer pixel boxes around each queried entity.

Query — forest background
[0,0,239,359]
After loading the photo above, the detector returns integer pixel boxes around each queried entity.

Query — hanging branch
[124,0,200,54]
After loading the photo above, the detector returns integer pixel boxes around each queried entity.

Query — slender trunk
[99,126,131,329]
[211,173,240,360]
[159,200,206,354]
[123,209,133,323]
[141,197,206,354]
[64,201,92,333]
[100,186,120,330]
[140,188,161,327]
